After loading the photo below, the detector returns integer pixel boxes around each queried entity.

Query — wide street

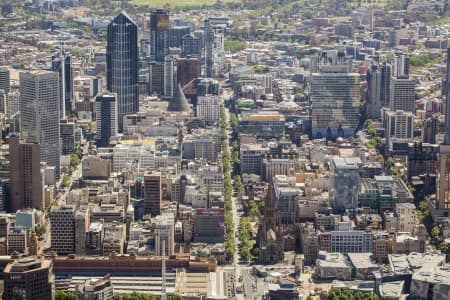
[220,87,267,300]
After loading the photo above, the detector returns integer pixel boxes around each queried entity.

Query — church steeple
[258,181,284,264]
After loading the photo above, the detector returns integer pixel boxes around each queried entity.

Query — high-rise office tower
[164,55,174,99]
[150,61,164,95]
[60,120,76,155]
[182,34,202,59]
[393,52,410,78]
[144,172,162,216]
[9,135,44,211]
[63,55,73,116]
[423,114,440,144]
[48,205,75,254]
[52,52,73,118]
[150,9,170,62]
[7,86,20,134]
[3,257,54,300]
[389,77,416,113]
[0,89,6,115]
[330,157,361,212]
[384,110,415,148]
[366,65,382,119]
[107,11,139,132]
[75,208,89,256]
[437,48,450,209]
[197,95,220,125]
[177,57,201,88]
[95,93,118,147]
[20,70,61,178]
[380,61,392,107]
[51,53,64,119]
[0,67,10,94]
[0,181,8,212]
[310,56,360,138]
[169,26,190,48]
[155,214,175,256]
[204,19,214,77]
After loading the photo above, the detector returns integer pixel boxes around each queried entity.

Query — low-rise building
[315,251,352,281]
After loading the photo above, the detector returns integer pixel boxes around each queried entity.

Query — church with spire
[258,181,284,264]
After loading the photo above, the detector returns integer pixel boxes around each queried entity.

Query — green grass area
[131,0,238,8]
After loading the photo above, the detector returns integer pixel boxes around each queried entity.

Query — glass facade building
[107,11,139,132]
[310,72,360,138]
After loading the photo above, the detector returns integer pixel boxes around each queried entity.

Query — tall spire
[445,48,450,144]
[263,180,280,228]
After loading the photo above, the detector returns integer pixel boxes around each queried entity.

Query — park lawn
[131,0,238,8]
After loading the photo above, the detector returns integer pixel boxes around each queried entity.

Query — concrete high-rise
[197,95,220,125]
[150,9,170,62]
[389,77,416,113]
[366,65,382,119]
[9,135,44,211]
[155,214,175,256]
[144,172,162,216]
[107,11,139,132]
[3,257,54,300]
[0,67,10,94]
[437,48,450,209]
[95,93,118,147]
[384,110,415,149]
[20,70,61,178]
[393,52,410,78]
[164,55,174,99]
[48,206,75,255]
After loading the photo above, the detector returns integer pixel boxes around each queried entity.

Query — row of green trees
[239,217,258,261]
[220,104,235,261]
[55,291,184,300]
[321,288,379,300]
[69,147,83,175]
[231,140,240,175]
[229,110,261,260]
[418,200,449,254]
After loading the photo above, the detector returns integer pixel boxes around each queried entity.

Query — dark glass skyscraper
[95,93,118,147]
[204,19,214,77]
[52,52,73,119]
[107,11,139,132]
[150,9,170,62]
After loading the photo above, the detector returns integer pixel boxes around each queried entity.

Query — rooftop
[347,253,379,270]
[332,157,362,169]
